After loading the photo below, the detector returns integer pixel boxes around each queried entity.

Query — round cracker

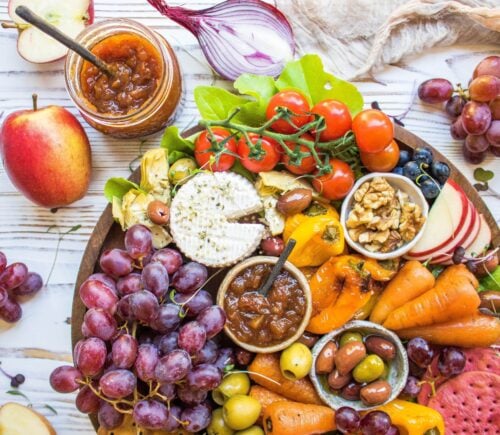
[463,348,500,375]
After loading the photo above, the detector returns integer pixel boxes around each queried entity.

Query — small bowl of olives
[310,320,408,411]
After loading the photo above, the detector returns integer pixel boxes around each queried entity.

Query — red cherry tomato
[194,127,237,172]
[266,90,312,134]
[282,133,317,175]
[312,159,355,200]
[352,109,394,154]
[237,133,280,173]
[311,100,352,141]
[360,140,400,172]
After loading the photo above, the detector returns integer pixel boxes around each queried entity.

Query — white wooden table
[0,1,498,433]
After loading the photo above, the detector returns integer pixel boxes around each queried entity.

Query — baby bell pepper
[283,202,339,241]
[284,204,344,267]
[374,399,445,435]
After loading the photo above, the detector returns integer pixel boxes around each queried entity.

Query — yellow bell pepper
[284,211,344,268]
[283,202,339,241]
[374,399,445,435]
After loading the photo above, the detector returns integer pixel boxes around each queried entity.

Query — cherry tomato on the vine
[360,140,400,173]
[311,99,352,141]
[266,90,312,134]
[312,159,355,200]
[352,109,394,154]
[282,133,317,175]
[237,133,280,173]
[194,127,237,172]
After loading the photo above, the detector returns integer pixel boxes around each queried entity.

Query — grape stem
[78,379,134,413]
[225,369,281,386]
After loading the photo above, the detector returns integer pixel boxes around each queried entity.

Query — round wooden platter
[71,125,499,431]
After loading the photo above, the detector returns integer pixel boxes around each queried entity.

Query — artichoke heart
[258,170,319,198]
[140,149,171,204]
[121,189,155,229]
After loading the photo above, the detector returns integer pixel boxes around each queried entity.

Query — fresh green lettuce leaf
[478,266,500,292]
[104,178,140,203]
[160,126,195,164]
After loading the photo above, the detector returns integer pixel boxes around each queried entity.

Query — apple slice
[465,214,492,257]
[0,402,56,435]
[406,180,468,258]
[8,0,94,63]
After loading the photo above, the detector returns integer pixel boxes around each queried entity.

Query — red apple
[6,0,94,63]
[0,95,92,208]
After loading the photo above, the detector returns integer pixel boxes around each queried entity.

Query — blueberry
[420,179,440,199]
[431,161,450,185]
[415,174,430,185]
[392,167,404,176]
[397,150,412,167]
[403,161,422,181]
[414,147,433,166]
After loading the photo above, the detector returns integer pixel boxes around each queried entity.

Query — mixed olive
[316,331,397,406]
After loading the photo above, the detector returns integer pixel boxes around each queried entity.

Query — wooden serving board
[71,125,499,431]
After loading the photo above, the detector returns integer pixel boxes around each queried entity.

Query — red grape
[194,340,218,365]
[134,343,159,382]
[462,101,492,135]
[450,116,467,140]
[438,347,466,377]
[116,273,142,296]
[181,403,211,432]
[387,425,401,435]
[186,363,222,391]
[174,290,213,318]
[0,262,28,290]
[0,286,7,308]
[463,143,487,164]
[406,337,434,368]
[261,236,285,256]
[177,386,207,406]
[79,279,118,314]
[11,272,43,296]
[0,297,22,323]
[158,383,176,401]
[88,273,116,293]
[155,349,192,383]
[473,55,500,79]
[74,337,107,377]
[486,120,500,146]
[98,401,124,429]
[360,411,392,435]
[141,263,169,300]
[402,376,421,398]
[178,321,207,354]
[157,331,179,355]
[164,405,182,431]
[172,262,208,294]
[82,308,117,341]
[112,334,138,369]
[151,303,181,334]
[196,306,226,339]
[125,224,153,260]
[75,385,100,414]
[445,95,466,117]
[99,369,136,399]
[469,75,499,102]
[133,399,169,430]
[335,406,361,433]
[99,249,134,277]
[490,97,500,120]
[491,143,500,157]
[127,290,160,324]
[49,365,83,393]
[214,348,235,372]
[418,78,454,104]
[0,252,6,274]
[151,248,183,275]
[465,134,490,153]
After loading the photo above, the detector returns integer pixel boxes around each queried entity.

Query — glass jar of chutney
[65,19,182,138]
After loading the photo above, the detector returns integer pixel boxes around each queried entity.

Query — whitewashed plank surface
[0,1,498,433]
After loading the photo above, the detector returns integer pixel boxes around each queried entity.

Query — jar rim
[65,18,175,124]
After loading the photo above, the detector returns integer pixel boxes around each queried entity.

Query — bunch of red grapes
[418,55,499,164]
[0,251,43,323]
[50,224,230,432]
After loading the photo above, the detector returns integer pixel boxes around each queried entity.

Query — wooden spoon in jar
[14,6,114,76]
[258,239,296,297]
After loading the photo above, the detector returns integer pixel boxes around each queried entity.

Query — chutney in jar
[80,33,161,115]
[224,263,307,347]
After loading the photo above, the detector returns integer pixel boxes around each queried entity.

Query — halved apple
[8,0,94,63]
[0,402,56,435]
[465,214,492,257]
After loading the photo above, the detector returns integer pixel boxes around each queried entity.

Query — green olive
[280,343,313,381]
[208,408,235,435]
[339,332,363,347]
[168,157,197,185]
[353,354,385,383]
[223,395,261,431]
[212,373,251,405]
[235,426,265,435]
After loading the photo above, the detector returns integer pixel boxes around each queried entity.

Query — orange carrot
[383,270,480,330]
[435,263,479,288]
[370,261,435,324]
[249,386,289,424]
[263,401,336,435]
[248,354,323,405]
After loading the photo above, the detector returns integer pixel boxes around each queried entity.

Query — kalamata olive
[260,237,284,256]
[340,381,362,401]
[297,331,319,348]
[479,291,500,311]
[365,336,396,361]
[147,201,170,225]
[360,380,392,405]
[475,250,499,277]
[327,369,351,390]
[235,347,255,367]
[276,188,312,216]
[335,341,366,376]
[315,341,337,375]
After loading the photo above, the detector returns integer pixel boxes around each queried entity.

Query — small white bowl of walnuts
[340,173,429,260]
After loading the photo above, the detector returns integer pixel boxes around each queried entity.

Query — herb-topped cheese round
[170,172,265,267]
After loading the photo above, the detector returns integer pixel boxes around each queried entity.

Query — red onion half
[147,0,295,80]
